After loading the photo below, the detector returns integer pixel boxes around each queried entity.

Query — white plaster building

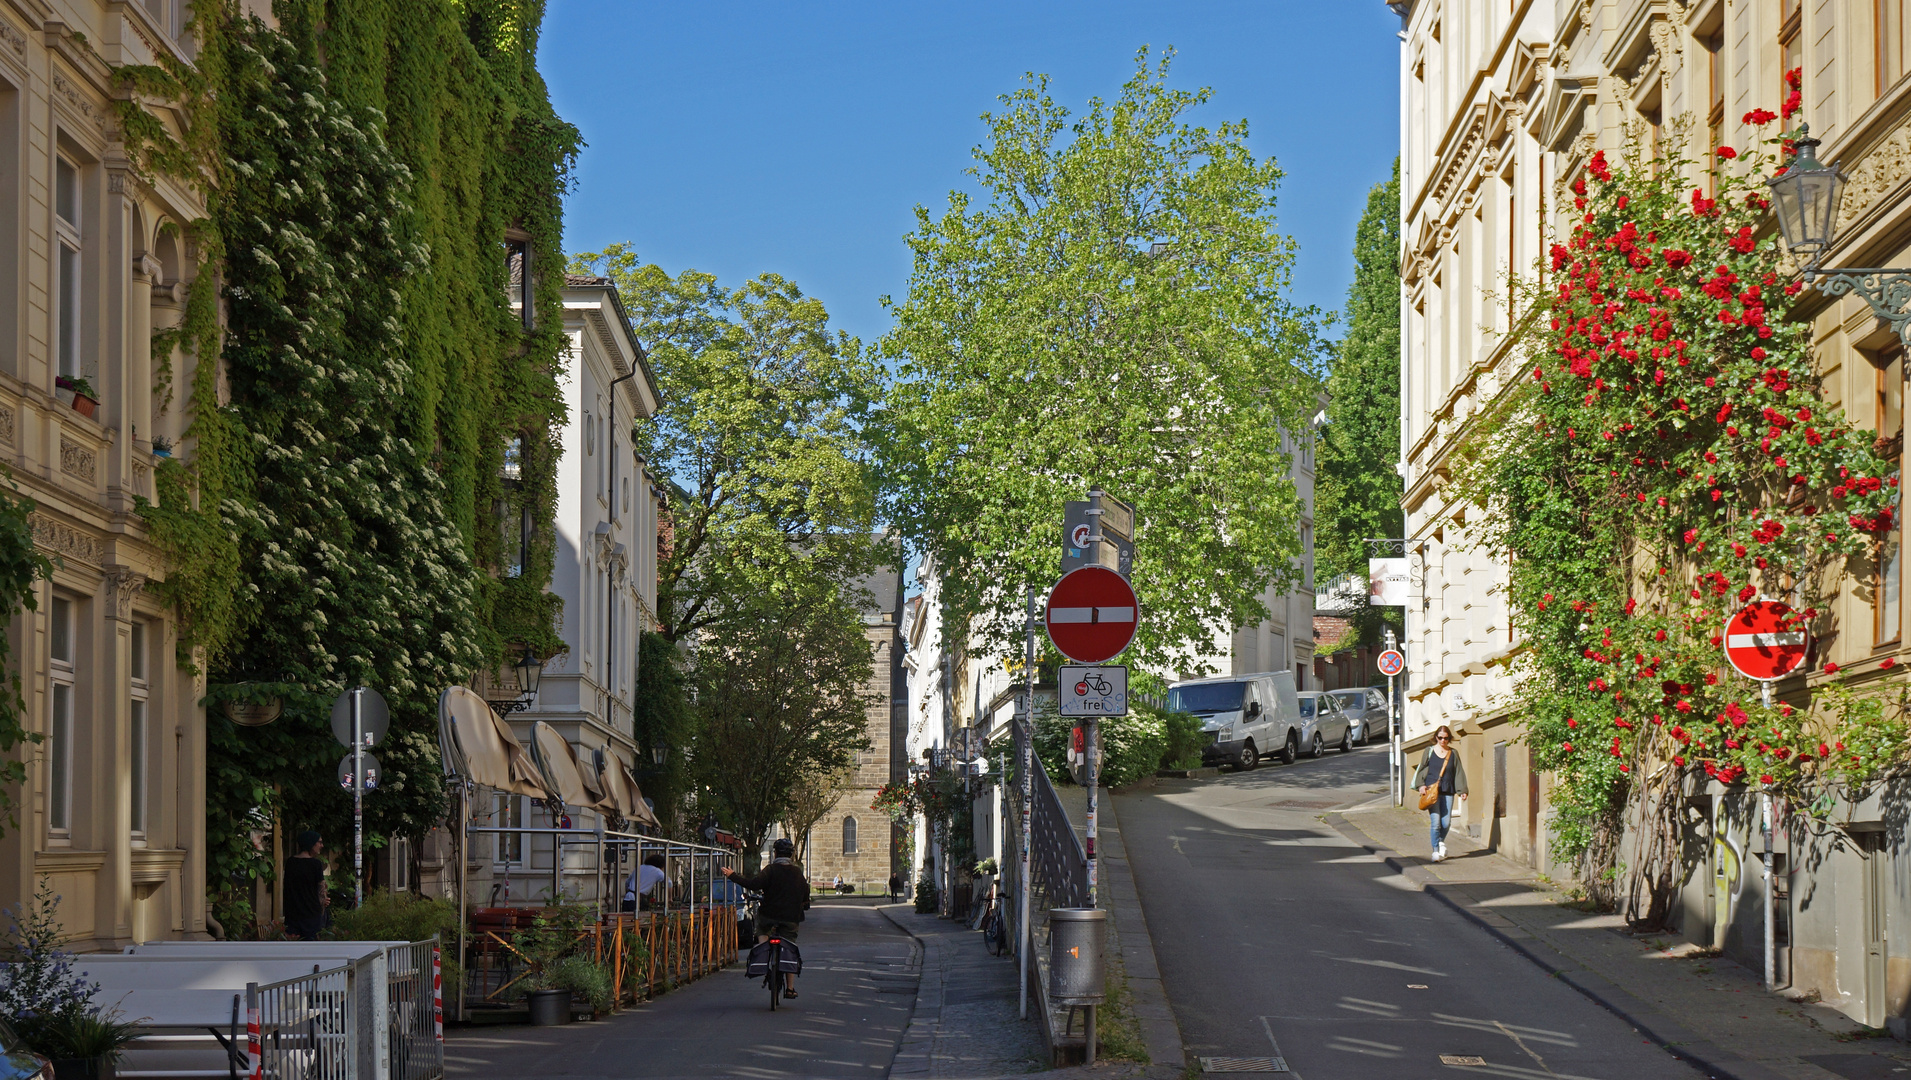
[472,275,660,902]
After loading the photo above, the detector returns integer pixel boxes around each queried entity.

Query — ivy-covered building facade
[1393,0,1911,1032]
[0,0,581,944]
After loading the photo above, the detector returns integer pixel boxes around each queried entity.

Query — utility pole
[1084,488,1103,907]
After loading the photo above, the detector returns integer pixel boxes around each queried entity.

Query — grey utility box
[1047,907,1107,1005]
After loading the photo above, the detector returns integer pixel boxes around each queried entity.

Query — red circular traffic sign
[1723,600,1809,682]
[1045,566,1139,663]
[1376,650,1405,677]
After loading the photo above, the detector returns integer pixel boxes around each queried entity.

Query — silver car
[1328,686,1391,744]
[1295,691,1355,757]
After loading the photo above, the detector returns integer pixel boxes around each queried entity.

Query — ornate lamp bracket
[1811,269,1911,368]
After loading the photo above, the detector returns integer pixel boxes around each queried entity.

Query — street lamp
[651,738,667,766]
[1766,124,1911,356]
[485,647,544,717]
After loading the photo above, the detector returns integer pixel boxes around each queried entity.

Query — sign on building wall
[1368,558,1410,606]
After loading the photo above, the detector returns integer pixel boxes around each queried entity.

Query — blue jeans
[1427,793,1453,851]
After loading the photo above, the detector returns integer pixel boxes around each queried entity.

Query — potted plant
[41,1012,141,1080]
[510,907,591,1026]
[52,377,98,420]
[150,436,172,460]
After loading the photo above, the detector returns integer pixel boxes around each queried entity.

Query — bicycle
[984,897,1009,956]
[742,892,801,1010]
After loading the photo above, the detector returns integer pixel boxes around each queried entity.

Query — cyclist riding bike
[719,838,811,1000]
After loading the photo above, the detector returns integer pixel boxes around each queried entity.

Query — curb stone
[876,904,932,1079]
[1098,797,1189,1071]
[1322,812,1792,1080]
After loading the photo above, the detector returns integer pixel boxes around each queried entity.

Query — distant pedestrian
[284,830,330,940]
[1414,725,1468,862]
[888,873,902,901]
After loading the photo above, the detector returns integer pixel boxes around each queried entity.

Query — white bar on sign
[1049,607,1137,624]
[1727,632,1805,648]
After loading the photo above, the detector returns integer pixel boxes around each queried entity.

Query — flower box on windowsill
[54,377,99,420]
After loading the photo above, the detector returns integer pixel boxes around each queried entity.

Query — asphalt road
[446,902,917,1079]
[1118,743,1706,1080]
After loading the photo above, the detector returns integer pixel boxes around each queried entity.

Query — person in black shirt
[283,830,330,940]
[719,838,810,999]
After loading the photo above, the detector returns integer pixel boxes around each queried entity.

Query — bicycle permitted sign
[1061,665,1128,717]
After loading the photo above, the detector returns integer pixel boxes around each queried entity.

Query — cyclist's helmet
[772,838,795,858]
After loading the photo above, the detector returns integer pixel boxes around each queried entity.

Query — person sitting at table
[623,853,668,911]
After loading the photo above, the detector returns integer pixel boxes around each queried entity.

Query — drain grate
[1199,1057,1288,1073]
[1439,1055,1488,1066]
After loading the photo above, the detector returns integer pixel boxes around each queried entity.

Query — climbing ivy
[112,1,577,929]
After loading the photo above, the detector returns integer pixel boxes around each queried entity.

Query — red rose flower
[1825,661,1841,673]
[1717,146,1738,160]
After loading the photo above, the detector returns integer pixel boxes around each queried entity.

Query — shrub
[543,955,614,1013]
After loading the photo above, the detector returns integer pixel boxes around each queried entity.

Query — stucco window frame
[46,595,75,841]
[130,619,150,844]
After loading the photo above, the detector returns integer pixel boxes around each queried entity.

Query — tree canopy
[1315,162,1404,646]
[877,50,1323,673]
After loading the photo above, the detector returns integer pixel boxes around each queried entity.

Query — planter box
[52,1058,115,1080]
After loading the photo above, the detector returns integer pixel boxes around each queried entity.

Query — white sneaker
[1431,849,1445,863]
[1437,841,1448,859]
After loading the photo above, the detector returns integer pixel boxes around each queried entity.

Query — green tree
[876,50,1323,673]
[1315,162,1404,647]
[689,588,875,867]
[630,630,695,832]
[567,245,887,643]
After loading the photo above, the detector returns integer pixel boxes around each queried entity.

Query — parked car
[1296,691,1355,756]
[1170,671,1303,770]
[0,1019,50,1080]
[1328,686,1391,744]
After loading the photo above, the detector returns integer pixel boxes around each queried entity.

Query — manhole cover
[1440,1055,1487,1066]
[1199,1057,1288,1073]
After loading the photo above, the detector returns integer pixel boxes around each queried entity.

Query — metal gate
[247,964,354,1080]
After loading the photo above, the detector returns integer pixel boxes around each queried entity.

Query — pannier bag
[745,938,803,977]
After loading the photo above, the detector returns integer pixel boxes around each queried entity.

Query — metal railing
[1012,718,1088,916]
[247,964,354,1080]
[384,941,443,1080]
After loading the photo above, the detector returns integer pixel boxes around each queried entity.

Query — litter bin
[1047,907,1106,1005]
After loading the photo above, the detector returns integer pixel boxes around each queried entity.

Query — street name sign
[1045,566,1139,663]
[1376,649,1405,677]
[1723,600,1809,682]
[1061,666,1128,716]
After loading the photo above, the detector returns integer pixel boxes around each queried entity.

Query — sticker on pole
[1045,566,1139,663]
[1723,600,1809,682]
[1376,650,1405,677]
[1061,666,1128,716]
[338,753,382,792]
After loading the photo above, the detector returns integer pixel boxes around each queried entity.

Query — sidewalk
[1331,801,1911,1080]
[880,905,1049,1078]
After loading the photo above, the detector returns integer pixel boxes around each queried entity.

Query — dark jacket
[1413,746,1469,796]
[730,859,810,924]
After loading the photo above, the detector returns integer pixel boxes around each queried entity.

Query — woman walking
[1414,725,1468,862]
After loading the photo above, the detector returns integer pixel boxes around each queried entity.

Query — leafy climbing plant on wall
[113,0,578,930]
[1450,114,1905,920]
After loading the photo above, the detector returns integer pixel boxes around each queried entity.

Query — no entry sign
[1045,566,1139,663]
[1723,600,1809,682]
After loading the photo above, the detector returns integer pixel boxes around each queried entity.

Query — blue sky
[541,1,1401,351]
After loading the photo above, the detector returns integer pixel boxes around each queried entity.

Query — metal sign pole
[1761,678,1775,990]
[353,689,364,907]
[1020,588,1034,1019]
[1386,628,1401,807]
[1084,488,1103,909]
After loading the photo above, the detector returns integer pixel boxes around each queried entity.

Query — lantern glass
[1765,128,1846,268]
[514,650,544,699]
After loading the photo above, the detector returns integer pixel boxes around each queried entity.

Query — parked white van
[1169,671,1304,770]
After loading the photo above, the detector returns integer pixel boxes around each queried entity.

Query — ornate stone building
[0,0,245,947]
[1394,0,1911,1030]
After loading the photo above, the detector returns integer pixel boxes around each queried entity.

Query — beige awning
[437,686,552,799]
[531,722,615,814]
[599,757,659,828]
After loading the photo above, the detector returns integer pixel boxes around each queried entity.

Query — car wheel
[1280,731,1299,765]
[1338,726,1353,753]
[1309,732,1324,758]
[1235,739,1258,771]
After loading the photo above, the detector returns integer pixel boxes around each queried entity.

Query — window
[842,816,858,855]
[130,621,148,837]
[1884,0,1911,93]
[505,236,533,331]
[1876,349,1904,645]
[494,794,524,865]
[1780,0,1803,106]
[48,597,73,835]
[55,156,81,381]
